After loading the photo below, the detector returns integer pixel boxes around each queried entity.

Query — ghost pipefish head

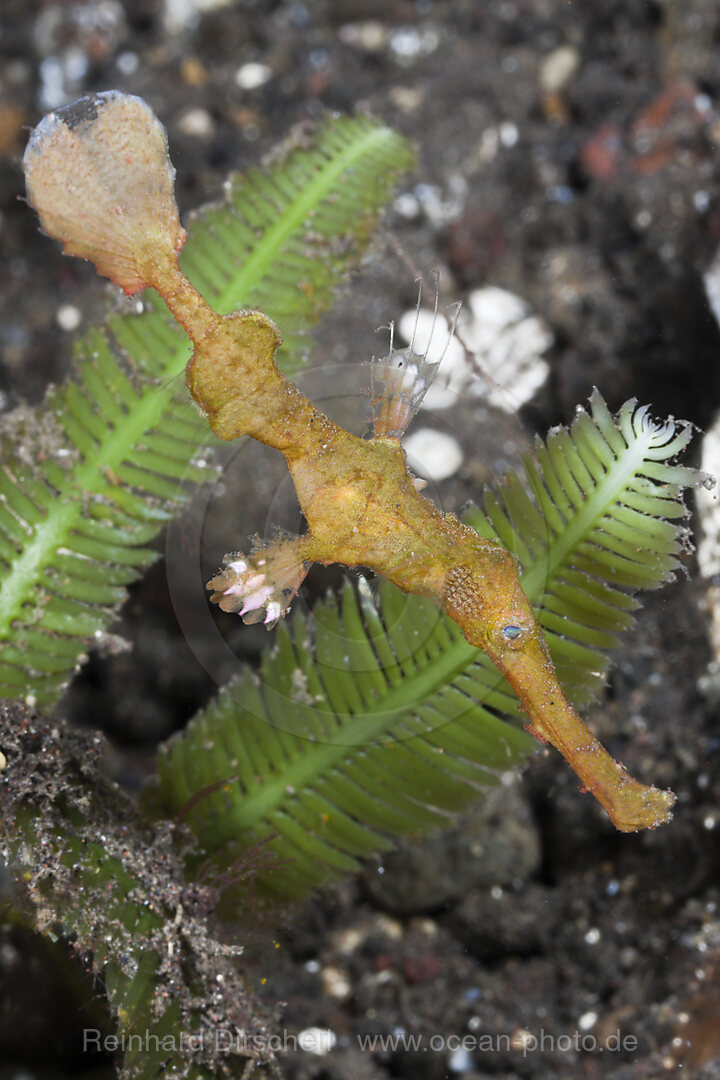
[488,623,676,832]
[23,91,186,295]
[443,553,675,832]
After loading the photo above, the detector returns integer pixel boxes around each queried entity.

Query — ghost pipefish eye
[501,624,528,645]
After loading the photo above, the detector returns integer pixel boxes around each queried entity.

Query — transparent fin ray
[371,278,461,437]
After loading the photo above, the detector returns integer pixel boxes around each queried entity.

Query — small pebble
[56,304,81,332]
[403,428,464,482]
[235,62,272,90]
[181,56,209,87]
[195,0,236,10]
[389,25,440,62]
[297,1028,336,1055]
[539,45,580,93]
[38,56,68,111]
[178,107,214,137]
[694,190,710,213]
[164,0,234,32]
[338,21,388,51]
[578,1010,597,1031]
[388,86,424,112]
[163,0,198,35]
[321,964,351,999]
[394,192,421,218]
[116,50,139,75]
[449,1046,473,1072]
[695,419,720,578]
[499,121,519,148]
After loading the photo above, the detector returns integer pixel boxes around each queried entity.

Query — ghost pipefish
[23,91,676,832]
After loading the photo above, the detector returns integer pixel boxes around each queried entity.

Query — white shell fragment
[703,249,720,329]
[403,428,464,482]
[235,62,273,89]
[397,286,552,413]
[297,1028,337,1056]
[23,91,186,295]
[177,106,214,138]
[697,419,720,580]
[696,419,720,687]
[539,45,580,94]
[56,303,81,331]
[699,255,720,688]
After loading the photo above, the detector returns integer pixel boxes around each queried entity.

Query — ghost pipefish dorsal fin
[371,277,461,437]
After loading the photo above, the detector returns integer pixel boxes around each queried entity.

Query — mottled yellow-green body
[149,260,676,834]
[22,89,676,835]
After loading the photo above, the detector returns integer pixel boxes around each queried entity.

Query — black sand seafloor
[1,2,720,1078]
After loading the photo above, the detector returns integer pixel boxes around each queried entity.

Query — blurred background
[1,2,720,1078]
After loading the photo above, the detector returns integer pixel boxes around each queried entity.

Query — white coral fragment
[398,285,552,414]
[697,420,720,580]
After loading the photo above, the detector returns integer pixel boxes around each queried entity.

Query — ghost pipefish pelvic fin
[23,91,676,832]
